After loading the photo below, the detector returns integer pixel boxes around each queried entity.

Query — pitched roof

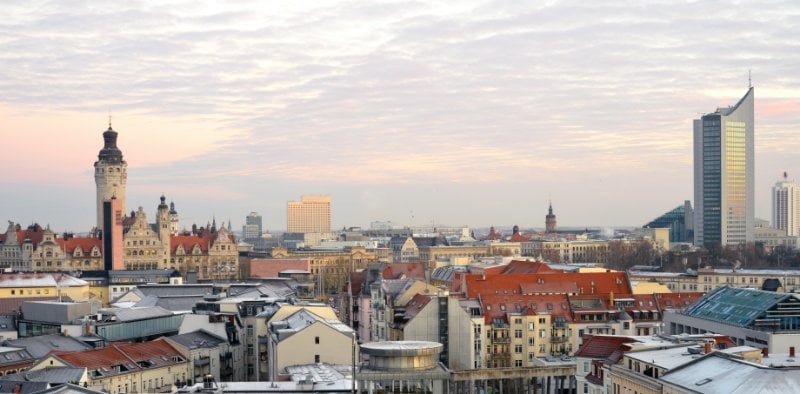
[403,294,432,321]
[465,271,631,298]
[170,235,212,254]
[493,260,562,275]
[250,258,310,279]
[1,366,85,384]
[480,293,572,324]
[57,237,102,255]
[53,338,184,376]
[3,335,91,358]
[574,335,636,358]
[383,262,426,280]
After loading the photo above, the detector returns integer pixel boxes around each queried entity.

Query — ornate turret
[94,121,128,232]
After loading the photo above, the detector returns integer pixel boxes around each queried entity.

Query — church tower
[545,202,557,233]
[94,122,127,232]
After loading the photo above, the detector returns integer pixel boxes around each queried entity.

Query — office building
[287,195,331,233]
[693,87,754,247]
[772,172,800,236]
[644,200,694,244]
[94,122,127,232]
[243,212,263,240]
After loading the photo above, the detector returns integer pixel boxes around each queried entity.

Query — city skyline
[2,1,799,232]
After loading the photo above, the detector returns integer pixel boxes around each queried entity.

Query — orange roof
[53,338,183,373]
[383,262,426,280]
[57,237,102,254]
[170,235,212,254]
[465,271,631,298]
[481,293,573,324]
[483,260,562,275]
[575,335,636,358]
[0,226,45,248]
[509,233,530,242]
[653,292,704,310]
[403,294,432,320]
[250,258,310,278]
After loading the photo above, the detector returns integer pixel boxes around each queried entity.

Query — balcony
[550,336,568,343]
[492,337,511,344]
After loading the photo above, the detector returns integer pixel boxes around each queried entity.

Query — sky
[1,0,799,233]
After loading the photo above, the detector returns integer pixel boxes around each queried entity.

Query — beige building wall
[274,322,357,373]
[287,195,331,233]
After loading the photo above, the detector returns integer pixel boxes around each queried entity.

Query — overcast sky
[1,0,799,233]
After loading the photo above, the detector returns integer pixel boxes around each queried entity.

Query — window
[315,336,320,344]
[515,344,522,353]
[314,354,320,363]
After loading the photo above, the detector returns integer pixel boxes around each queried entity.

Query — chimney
[762,348,769,358]
[704,342,712,354]
[609,291,615,307]
[791,347,796,358]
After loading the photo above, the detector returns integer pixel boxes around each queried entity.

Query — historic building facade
[94,123,128,232]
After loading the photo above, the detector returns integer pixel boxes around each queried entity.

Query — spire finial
[748,69,752,88]
[108,113,112,129]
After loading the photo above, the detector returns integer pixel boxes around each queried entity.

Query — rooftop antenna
[748,69,752,89]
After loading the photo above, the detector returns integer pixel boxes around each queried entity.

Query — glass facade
[694,88,754,247]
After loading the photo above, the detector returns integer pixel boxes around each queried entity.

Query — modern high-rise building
[287,195,331,233]
[94,122,127,232]
[772,172,800,236]
[243,211,263,240]
[693,87,754,247]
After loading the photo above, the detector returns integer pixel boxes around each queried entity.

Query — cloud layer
[2,0,799,230]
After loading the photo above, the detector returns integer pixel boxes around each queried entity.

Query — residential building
[660,349,800,393]
[166,330,229,385]
[94,123,128,232]
[772,172,800,236]
[38,338,189,394]
[266,307,356,380]
[693,87,755,247]
[696,266,800,293]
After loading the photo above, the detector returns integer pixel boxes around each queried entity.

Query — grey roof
[0,346,34,365]
[661,352,800,393]
[168,330,226,350]
[100,306,173,321]
[3,335,91,358]
[35,383,104,394]
[1,366,85,384]
[0,380,49,394]
[129,284,214,297]
[381,279,413,296]
[133,295,203,312]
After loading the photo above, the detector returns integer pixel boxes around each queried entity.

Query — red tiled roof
[57,237,102,255]
[509,233,530,242]
[520,282,580,294]
[383,262,426,280]
[654,292,704,310]
[574,335,636,358]
[482,260,562,275]
[0,226,45,248]
[480,293,573,324]
[403,294,432,320]
[250,258,310,278]
[465,271,631,298]
[53,338,183,373]
[349,270,367,295]
[170,235,211,254]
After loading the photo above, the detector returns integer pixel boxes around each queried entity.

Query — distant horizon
[2,2,798,233]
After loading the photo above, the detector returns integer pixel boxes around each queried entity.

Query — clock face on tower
[217,233,228,242]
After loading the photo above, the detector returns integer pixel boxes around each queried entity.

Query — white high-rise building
[693,87,755,247]
[772,172,800,236]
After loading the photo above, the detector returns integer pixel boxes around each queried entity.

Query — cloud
[1,0,799,229]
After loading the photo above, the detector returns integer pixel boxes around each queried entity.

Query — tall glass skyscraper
[693,87,754,247]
